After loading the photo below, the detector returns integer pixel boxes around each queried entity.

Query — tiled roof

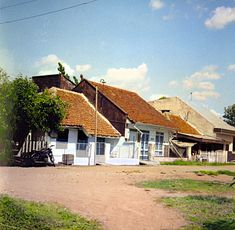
[166,114,200,135]
[87,80,175,129]
[50,87,120,137]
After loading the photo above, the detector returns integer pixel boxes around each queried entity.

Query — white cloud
[192,91,220,101]
[36,54,91,76]
[227,64,235,72]
[149,0,165,10]
[198,81,215,90]
[189,65,220,81]
[169,80,178,87]
[182,78,195,89]
[75,64,91,73]
[91,63,150,95]
[205,6,235,29]
[181,65,221,101]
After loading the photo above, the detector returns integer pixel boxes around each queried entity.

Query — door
[155,132,164,156]
[141,131,149,160]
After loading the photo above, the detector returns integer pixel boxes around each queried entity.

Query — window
[96,137,105,155]
[77,130,88,150]
[155,132,164,156]
[140,131,149,160]
[56,129,68,149]
[129,130,137,142]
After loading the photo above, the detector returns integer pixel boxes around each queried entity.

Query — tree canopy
[0,68,67,164]
[223,104,235,127]
[57,62,79,85]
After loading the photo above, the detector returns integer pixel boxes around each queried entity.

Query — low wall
[106,158,139,165]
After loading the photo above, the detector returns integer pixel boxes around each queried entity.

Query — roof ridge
[88,80,138,95]
[50,87,83,96]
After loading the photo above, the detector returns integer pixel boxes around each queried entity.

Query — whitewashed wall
[49,128,96,166]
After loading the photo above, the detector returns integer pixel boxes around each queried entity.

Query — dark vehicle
[14,146,55,167]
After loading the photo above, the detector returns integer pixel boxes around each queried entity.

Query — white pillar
[186,146,192,160]
[105,143,111,163]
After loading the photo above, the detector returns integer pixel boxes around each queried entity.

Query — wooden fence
[17,132,47,156]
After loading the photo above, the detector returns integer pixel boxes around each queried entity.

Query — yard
[0,165,235,230]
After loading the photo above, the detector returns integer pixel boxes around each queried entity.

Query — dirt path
[0,165,234,230]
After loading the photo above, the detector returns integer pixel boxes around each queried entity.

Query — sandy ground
[0,165,235,230]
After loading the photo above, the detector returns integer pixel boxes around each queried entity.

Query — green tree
[12,77,67,141]
[57,62,70,80]
[224,104,235,127]
[0,68,14,164]
[31,89,66,132]
[57,62,79,85]
[0,70,67,164]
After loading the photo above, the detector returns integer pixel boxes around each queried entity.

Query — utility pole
[94,86,98,162]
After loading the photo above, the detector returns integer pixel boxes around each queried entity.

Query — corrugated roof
[87,80,176,129]
[51,87,120,137]
[189,101,235,132]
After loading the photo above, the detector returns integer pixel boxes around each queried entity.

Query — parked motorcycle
[19,146,55,167]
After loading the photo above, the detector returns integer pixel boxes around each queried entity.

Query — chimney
[161,110,171,120]
[80,74,84,81]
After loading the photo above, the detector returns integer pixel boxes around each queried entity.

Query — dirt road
[0,165,234,230]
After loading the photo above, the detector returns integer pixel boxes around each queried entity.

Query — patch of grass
[218,170,235,177]
[160,160,235,166]
[195,170,219,176]
[140,179,235,195]
[195,170,235,177]
[0,195,102,230]
[163,195,235,230]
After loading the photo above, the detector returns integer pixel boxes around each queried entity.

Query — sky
[0,0,235,115]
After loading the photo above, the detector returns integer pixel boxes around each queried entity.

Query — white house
[48,88,139,165]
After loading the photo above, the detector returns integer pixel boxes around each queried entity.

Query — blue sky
[1,0,235,114]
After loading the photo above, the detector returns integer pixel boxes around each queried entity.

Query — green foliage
[0,68,67,164]
[140,179,235,195]
[32,90,66,132]
[0,195,102,230]
[163,195,235,230]
[195,170,235,177]
[11,77,66,135]
[57,62,70,80]
[11,76,39,131]
[57,62,80,85]
[223,104,235,127]
[160,160,235,166]
[73,76,79,85]
[158,96,167,100]
[0,68,14,164]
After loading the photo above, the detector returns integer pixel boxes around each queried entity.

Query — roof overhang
[61,125,120,138]
[172,140,197,148]
[214,128,235,136]
[177,132,229,144]
[134,122,177,131]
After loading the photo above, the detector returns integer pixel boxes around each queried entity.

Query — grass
[140,179,235,195]
[160,160,235,166]
[163,195,235,230]
[195,170,235,177]
[0,195,102,230]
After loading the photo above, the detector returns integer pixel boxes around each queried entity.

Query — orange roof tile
[87,80,176,129]
[51,88,120,137]
[166,114,200,135]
